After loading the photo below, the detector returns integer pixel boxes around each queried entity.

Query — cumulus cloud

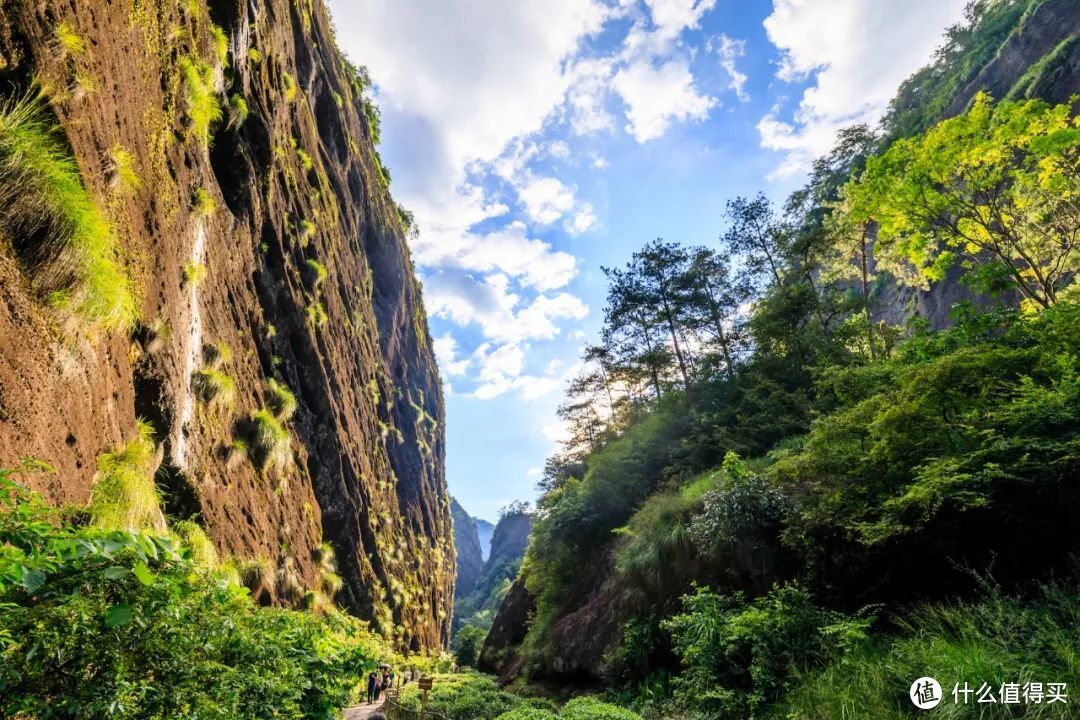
[433,334,470,377]
[424,272,588,345]
[614,58,718,142]
[760,0,968,176]
[567,203,598,235]
[518,176,577,225]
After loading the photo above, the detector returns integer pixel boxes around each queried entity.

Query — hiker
[388,670,395,688]
[373,672,384,701]
[366,671,378,704]
[381,669,391,692]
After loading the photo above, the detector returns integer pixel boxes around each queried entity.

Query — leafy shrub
[454,624,487,667]
[87,420,166,533]
[0,471,379,718]
[0,95,137,332]
[396,673,523,720]
[664,583,872,718]
[560,698,642,720]
[172,518,219,568]
[495,709,559,720]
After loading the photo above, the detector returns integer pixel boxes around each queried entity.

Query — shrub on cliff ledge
[247,408,293,475]
[0,95,137,332]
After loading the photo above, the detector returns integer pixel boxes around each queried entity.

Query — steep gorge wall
[0,0,453,651]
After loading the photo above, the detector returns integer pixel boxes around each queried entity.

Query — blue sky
[327,0,968,521]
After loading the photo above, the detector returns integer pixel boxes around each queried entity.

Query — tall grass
[0,95,137,332]
[179,56,222,147]
[787,584,1080,719]
[248,409,292,475]
[88,420,165,532]
[172,519,219,568]
[267,378,298,421]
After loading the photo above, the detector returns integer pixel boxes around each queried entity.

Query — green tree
[454,625,488,667]
[842,93,1080,311]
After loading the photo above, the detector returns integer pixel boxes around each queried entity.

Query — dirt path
[343,700,385,720]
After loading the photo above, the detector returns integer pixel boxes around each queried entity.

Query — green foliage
[88,421,165,533]
[179,56,222,147]
[54,20,86,58]
[283,71,298,102]
[560,698,642,720]
[228,93,250,129]
[788,582,1080,720]
[495,709,559,720]
[247,409,292,476]
[107,145,140,194]
[210,24,229,68]
[0,471,379,718]
[841,94,1080,311]
[183,261,208,286]
[0,95,137,332]
[192,368,237,410]
[396,673,532,720]
[454,624,487,667]
[307,301,329,327]
[884,0,1044,138]
[192,186,216,217]
[664,583,872,718]
[304,258,329,288]
[172,519,219,568]
[267,378,298,421]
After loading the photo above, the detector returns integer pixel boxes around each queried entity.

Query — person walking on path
[366,671,378,705]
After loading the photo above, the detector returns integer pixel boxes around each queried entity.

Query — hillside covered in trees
[480,1,1080,717]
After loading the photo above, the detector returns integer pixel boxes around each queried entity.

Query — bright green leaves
[839,93,1080,311]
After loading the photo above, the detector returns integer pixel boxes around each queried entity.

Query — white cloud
[424,272,588,345]
[526,467,542,478]
[518,176,577,225]
[614,58,718,142]
[644,0,718,40]
[566,204,598,235]
[433,334,470,377]
[547,140,571,160]
[760,0,968,176]
[710,34,749,101]
[471,342,571,401]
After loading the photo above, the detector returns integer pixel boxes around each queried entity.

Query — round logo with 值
[910,677,942,710]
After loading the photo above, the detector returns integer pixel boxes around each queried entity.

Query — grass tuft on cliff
[192,368,236,410]
[248,409,292,475]
[0,95,137,333]
[179,56,222,147]
[88,420,165,532]
[267,378,298,421]
[172,519,219,568]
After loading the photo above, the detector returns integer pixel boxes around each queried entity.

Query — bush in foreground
[0,467,378,719]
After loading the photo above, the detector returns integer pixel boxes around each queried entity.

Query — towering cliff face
[452,497,483,600]
[0,0,452,651]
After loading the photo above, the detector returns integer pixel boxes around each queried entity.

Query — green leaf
[105,605,133,628]
[21,568,46,594]
[103,566,129,580]
[132,562,154,586]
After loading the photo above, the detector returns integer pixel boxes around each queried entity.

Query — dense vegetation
[395,673,641,720]
[0,456,391,719]
[513,13,1080,713]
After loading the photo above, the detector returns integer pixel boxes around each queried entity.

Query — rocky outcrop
[479,575,535,683]
[452,497,483,599]
[0,0,452,651]
[946,0,1080,115]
